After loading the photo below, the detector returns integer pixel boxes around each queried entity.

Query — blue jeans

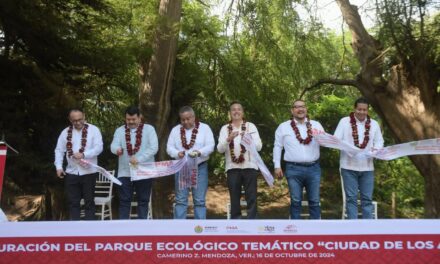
[174,162,208,219]
[118,177,152,219]
[341,168,374,219]
[285,162,321,219]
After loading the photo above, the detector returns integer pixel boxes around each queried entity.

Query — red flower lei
[350,112,371,149]
[125,123,144,156]
[290,118,313,145]
[66,124,88,158]
[180,120,200,150]
[228,120,247,163]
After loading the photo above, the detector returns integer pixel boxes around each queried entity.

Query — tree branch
[195,0,209,8]
[299,78,358,99]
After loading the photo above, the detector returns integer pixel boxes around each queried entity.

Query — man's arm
[198,125,215,158]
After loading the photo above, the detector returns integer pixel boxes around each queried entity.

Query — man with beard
[111,106,158,219]
[273,100,325,219]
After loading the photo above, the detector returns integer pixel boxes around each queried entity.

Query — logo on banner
[225,225,249,234]
[258,225,275,233]
[194,225,219,233]
[203,226,219,233]
[194,225,203,233]
[283,224,298,233]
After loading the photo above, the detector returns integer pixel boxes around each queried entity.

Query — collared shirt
[273,119,324,169]
[110,124,159,177]
[334,116,384,171]
[217,122,262,171]
[166,122,215,164]
[54,123,103,175]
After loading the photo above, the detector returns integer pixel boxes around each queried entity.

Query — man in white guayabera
[217,101,262,219]
[167,106,215,219]
[334,97,384,219]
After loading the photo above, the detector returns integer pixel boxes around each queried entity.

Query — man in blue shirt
[111,106,158,219]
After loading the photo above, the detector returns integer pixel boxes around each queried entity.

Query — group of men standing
[54,97,383,221]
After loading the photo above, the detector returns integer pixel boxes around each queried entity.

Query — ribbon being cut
[84,133,439,187]
[130,156,198,190]
[129,133,274,188]
[313,131,440,160]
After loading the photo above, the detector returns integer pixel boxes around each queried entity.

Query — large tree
[329,0,440,217]
[138,0,183,218]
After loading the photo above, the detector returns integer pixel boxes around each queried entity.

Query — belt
[286,160,319,167]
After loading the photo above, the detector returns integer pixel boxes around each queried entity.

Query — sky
[308,0,376,32]
[211,0,377,34]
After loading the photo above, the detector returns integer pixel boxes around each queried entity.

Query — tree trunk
[139,0,182,218]
[336,0,440,217]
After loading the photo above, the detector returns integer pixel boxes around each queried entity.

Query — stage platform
[1,219,439,263]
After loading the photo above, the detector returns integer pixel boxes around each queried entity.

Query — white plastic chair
[340,169,378,219]
[80,170,114,220]
[94,170,114,220]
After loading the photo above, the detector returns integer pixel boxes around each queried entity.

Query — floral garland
[125,123,144,156]
[350,112,371,149]
[228,120,247,163]
[66,124,89,158]
[290,118,313,145]
[181,120,200,150]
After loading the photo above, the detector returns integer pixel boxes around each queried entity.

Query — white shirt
[273,119,324,169]
[217,122,262,171]
[166,122,215,164]
[54,123,103,175]
[334,116,384,171]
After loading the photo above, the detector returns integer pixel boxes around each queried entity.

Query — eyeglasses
[70,118,84,123]
[292,105,306,109]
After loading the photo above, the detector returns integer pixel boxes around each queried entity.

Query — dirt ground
[204,182,292,220]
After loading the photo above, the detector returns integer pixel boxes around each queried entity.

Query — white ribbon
[365,138,440,160]
[313,131,440,160]
[241,133,274,187]
[79,159,122,186]
[130,156,198,190]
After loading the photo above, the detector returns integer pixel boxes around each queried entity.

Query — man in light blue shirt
[111,106,158,219]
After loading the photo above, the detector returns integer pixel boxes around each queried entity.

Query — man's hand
[73,152,84,160]
[189,150,201,158]
[178,151,185,159]
[130,156,138,165]
[274,168,284,179]
[116,148,124,156]
[227,131,240,142]
[56,169,66,179]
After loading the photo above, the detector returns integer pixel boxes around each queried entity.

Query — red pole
[0,144,7,201]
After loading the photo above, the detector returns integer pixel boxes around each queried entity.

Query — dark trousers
[227,169,258,219]
[65,173,97,220]
[118,177,153,219]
